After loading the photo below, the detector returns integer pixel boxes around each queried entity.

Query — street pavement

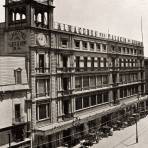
[94,116,148,148]
[74,115,148,148]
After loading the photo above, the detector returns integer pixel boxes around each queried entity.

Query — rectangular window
[118,47,121,53]
[75,40,80,48]
[124,89,127,97]
[37,79,46,97]
[37,103,50,120]
[91,57,94,69]
[119,59,122,67]
[83,96,90,108]
[76,97,82,110]
[83,76,89,89]
[103,58,107,67]
[62,55,68,68]
[102,44,107,51]
[75,77,82,90]
[98,57,100,68]
[102,75,108,85]
[97,93,102,104]
[91,95,96,106]
[15,104,21,122]
[96,43,101,51]
[127,48,129,54]
[90,43,94,51]
[15,70,22,84]
[38,54,45,73]
[84,57,88,70]
[97,76,102,87]
[76,56,80,71]
[37,79,50,97]
[61,39,68,48]
[120,89,123,98]
[103,92,108,102]
[83,41,87,49]
[62,78,69,91]
[90,76,96,88]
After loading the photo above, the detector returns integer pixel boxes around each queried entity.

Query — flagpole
[141,16,144,44]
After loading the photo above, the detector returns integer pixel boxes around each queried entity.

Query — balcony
[59,89,73,96]
[57,67,73,73]
[62,113,74,121]
[12,116,26,125]
[75,67,109,73]
[35,67,50,74]
[113,99,120,106]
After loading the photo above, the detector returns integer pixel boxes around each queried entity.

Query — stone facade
[0,0,147,148]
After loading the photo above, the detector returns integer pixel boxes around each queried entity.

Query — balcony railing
[35,67,50,73]
[57,67,74,73]
[75,67,109,72]
[59,89,73,96]
[12,116,26,125]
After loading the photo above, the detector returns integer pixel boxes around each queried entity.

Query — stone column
[50,51,57,123]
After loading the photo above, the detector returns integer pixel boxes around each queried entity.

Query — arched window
[12,12,15,21]
[22,14,26,20]
[37,13,42,23]
[44,12,48,25]
[16,12,21,21]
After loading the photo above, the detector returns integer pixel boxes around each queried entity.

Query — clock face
[36,33,47,46]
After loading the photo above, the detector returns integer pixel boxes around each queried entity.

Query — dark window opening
[97,94,102,104]
[84,57,88,70]
[39,54,45,73]
[83,96,89,108]
[91,57,94,69]
[76,56,80,71]
[83,41,87,49]
[75,40,80,48]
[90,43,94,50]
[63,78,69,91]
[15,104,21,122]
[76,97,82,110]
[91,95,96,106]
[63,56,68,68]
[61,39,68,47]
[63,100,69,115]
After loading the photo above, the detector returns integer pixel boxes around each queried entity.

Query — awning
[35,95,148,136]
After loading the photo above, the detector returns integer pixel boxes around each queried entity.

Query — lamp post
[135,93,140,143]
[8,133,11,148]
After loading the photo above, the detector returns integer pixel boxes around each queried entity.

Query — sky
[0,0,148,56]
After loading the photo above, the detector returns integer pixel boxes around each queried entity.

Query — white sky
[0,0,148,56]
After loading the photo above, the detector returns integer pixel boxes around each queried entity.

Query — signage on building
[8,31,27,51]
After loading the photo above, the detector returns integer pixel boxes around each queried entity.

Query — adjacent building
[0,0,147,147]
[144,57,148,94]
[0,56,31,147]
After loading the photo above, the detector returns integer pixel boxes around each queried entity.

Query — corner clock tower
[4,0,54,54]
[5,0,54,29]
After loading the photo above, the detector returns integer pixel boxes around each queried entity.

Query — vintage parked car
[100,125,113,137]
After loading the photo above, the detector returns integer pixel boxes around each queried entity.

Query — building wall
[0,96,13,128]
[0,56,28,85]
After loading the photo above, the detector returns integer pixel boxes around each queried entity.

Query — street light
[135,92,140,143]
[8,133,11,148]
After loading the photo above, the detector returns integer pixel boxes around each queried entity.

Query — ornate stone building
[0,0,147,147]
